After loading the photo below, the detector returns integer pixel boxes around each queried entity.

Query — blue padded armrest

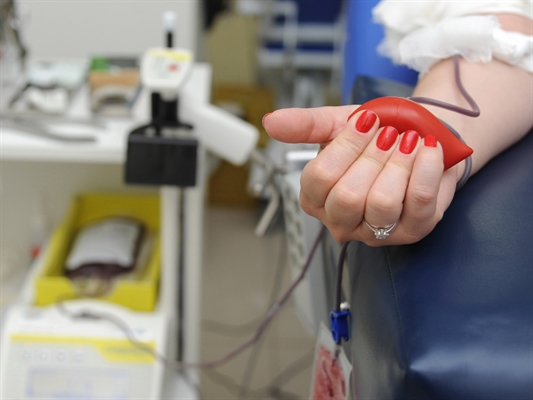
[342,0,418,103]
[348,126,533,399]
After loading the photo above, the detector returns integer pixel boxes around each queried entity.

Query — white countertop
[0,63,212,164]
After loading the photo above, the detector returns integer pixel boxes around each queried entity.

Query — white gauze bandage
[374,13,533,75]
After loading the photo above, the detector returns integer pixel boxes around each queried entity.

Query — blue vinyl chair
[342,0,418,103]
[347,119,533,399]
[343,2,533,399]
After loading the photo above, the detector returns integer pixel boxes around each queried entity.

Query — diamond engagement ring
[364,220,397,240]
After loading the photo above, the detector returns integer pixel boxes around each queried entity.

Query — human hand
[263,106,459,246]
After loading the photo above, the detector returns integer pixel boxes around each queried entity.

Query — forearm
[412,14,533,178]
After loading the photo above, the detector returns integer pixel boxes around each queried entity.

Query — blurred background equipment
[0,0,28,84]
[88,56,140,116]
[0,0,349,398]
[237,0,345,109]
[8,60,89,115]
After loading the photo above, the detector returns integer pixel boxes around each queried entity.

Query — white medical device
[139,33,257,166]
[0,300,191,399]
[141,48,193,97]
[0,11,259,400]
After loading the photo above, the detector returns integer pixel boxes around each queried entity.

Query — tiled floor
[199,206,317,399]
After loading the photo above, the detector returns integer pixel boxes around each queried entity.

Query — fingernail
[355,110,377,133]
[262,112,272,127]
[399,130,419,154]
[424,134,437,147]
[376,126,399,151]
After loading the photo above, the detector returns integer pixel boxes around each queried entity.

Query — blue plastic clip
[330,309,351,344]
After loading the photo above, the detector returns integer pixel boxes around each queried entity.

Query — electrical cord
[334,242,350,314]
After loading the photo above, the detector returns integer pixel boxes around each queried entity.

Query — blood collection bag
[65,218,145,280]
[310,322,352,400]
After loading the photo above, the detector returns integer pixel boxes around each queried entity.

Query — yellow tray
[34,192,161,311]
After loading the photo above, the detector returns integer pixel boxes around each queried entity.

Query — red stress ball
[350,97,473,170]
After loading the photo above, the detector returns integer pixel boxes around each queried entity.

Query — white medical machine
[0,12,258,399]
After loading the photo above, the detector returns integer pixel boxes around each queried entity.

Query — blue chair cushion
[348,112,533,398]
[342,0,419,103]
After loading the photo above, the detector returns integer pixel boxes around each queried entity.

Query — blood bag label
[310,322,352,400]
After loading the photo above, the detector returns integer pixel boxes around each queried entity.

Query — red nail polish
[399,130,419,154]
[424,134,437,147]
[355,110,377,133]
[376,126,399,151]
[262,112,272,127]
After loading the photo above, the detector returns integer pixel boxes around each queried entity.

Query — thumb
[263,105,359,144]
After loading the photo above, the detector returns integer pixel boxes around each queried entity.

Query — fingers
[325,125,401,231]
[299,110,380,214]
[268,103,455,245]
[363,130,421,229]
[262,105,359,144]
[359,134,449,245]
[310,127,449,245]
[398,136,447,240]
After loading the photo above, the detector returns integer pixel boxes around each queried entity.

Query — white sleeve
[372,0,533,75]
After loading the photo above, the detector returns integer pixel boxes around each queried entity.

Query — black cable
[334,242,350,313]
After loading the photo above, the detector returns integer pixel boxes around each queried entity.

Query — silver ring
[364,220,397,240]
